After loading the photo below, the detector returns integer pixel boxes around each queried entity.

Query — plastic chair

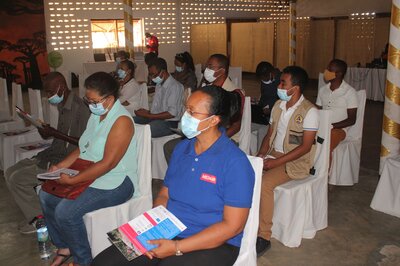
[370,155,400,218]
[28,88,44,121]
[0,78,11,122]
[0,83,25,132]
[233,156,263,266]
[84,124,153,257]
[329,90,366,186]
[271,110,331,247]
[249,123,268,156]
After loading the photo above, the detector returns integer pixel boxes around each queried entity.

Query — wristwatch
[175,240,183,256]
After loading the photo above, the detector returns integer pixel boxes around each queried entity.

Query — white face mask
[204,67,220,83]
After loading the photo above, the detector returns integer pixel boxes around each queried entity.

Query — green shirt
[79,100,138,193]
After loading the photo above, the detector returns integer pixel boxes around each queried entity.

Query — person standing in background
[145,32,159,55]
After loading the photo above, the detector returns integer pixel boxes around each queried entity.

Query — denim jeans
[133,116,178,137]
[39,176,134,265]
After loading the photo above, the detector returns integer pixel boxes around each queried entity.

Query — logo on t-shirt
[295,114,303,124]
[200,173,217,184]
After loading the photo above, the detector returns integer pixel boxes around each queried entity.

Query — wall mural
[0,0,49,90]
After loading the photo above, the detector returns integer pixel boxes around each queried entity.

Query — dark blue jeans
[39,176,134,265]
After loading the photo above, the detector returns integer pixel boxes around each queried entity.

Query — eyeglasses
[83,95,108,107]
[185,108,210,117]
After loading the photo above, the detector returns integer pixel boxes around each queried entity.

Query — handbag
[41,158,94,200]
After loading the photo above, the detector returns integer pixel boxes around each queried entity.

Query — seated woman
[39,72,138,266]
[118,60,142,114]
[172,51,197,92]
[92,85,255,266]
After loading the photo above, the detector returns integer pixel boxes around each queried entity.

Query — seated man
[164,54,244,163]
[316,59,358,165]
[256,66,319,256]
[134,57,184,137]
[251,61,280,125]
[5,72,90,234]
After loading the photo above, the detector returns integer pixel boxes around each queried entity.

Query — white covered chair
[0,83,25,132]
[233,156,263,266]
[14,139,52,162]
[125,83,149,116]
[84,124,153,257]
[238,96,251,154]
[229,66,242,89]
[42,98,59,128]
[151,134,181,180]
[329,90,367,186]
[370,155,400,218]
[271,110,331,247]
[28,88,44,121]
[0,78,11,122]
[250,123,268,156]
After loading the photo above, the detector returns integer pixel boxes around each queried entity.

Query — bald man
[5,72,90,234]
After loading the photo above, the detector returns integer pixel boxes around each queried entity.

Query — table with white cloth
[318,67,386,102]
[370,155,400,218]
[81,60,148,98]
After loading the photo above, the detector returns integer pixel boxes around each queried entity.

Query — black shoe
[256,237,271,257]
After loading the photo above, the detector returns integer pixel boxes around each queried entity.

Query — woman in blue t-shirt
[93,85,255,266]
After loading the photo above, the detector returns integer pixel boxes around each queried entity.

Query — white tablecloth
[318,67,386,102]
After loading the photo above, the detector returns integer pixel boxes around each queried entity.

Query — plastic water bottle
[36,215,52,260]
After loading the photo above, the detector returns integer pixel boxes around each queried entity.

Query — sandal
[51,252,72,266]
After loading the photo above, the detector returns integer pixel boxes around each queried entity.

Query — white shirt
[316,80,358,124]
[119,78,141,109]
[270,95,319,153]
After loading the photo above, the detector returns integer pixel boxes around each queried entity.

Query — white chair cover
[228,66,242,89]
[329,90,367,186]
[139,83,149,110]
[14,139,52,162]
[195,64,202,87]
[0,83,25,132]
[233,156,263,266]
[83,124,153,257]
[151,134,181,180]
[271,110,331,247]
[249,123,268,156]
[370,155,400,218]
[238,97,251,154]
[0,127,43,171]
[0,78,11,122]
[124,83,149,117]
[28,88,44,120]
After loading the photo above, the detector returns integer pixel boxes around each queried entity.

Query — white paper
[264,154,276,159]
[37,168,79,180]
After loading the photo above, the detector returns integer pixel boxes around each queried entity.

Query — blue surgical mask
[116,57,121,63]
[181,111,214,139]
[152,75,163,85]
[277,88,293,101]
[117,69,127,79]
[48,86,64,105]
[175,66,183,72]
[89,101,109,116]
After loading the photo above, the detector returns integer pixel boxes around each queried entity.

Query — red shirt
[146,35,159,53]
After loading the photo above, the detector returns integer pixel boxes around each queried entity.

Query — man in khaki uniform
[256,66,319,256]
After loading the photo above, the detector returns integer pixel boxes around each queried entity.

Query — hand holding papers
[37,168,79,180]
[15,106,44,128]
[107,206,186,261]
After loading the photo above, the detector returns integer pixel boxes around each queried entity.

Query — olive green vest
[269,98,317,179]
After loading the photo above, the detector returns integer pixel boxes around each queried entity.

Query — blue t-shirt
[164,130,255,247]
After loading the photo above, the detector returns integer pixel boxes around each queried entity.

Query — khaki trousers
[258,150,291,240]
[4,158,46,222]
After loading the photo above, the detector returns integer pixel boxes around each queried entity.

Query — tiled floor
[0,76,399,265]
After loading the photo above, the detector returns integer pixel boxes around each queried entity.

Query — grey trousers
[5,158,46,222]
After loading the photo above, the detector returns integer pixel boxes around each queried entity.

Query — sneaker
[19,222,36,234]
[256,237,271,257]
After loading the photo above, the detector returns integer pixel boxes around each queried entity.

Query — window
[91,19,144,51]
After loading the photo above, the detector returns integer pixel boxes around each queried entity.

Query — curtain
[295,20,311,74]
[373,17,390,59]
[276,21,289,71]
[230,22,274,72]
[190,24,227,65]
